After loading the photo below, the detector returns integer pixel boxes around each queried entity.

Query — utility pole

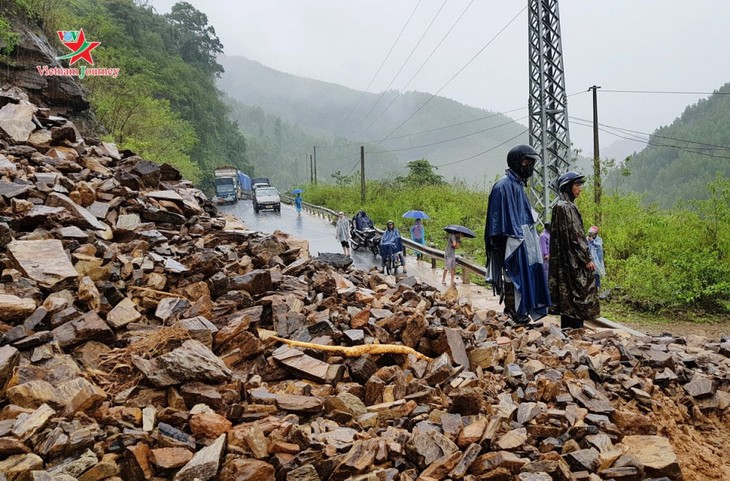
[309,154,313,183]
[360,146,365,203]
[589,85,602,225]
[313,146,317,185]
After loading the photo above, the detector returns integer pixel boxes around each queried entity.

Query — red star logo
[57,29,101,66]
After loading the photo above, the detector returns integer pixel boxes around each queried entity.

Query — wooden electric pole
[313,146,317,185]
[309,154,313,183]
[589,85,602,225]
[360,146,365,203]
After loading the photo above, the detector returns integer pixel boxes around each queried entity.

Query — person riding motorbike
[350,210,379,254]
[379,220,406,273]
[352,210,374,231]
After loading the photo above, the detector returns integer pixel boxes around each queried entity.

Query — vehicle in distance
[253,186,281,213]
[214,166,239,204]
[251,177,270,191]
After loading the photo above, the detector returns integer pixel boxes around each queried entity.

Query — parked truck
[214,166,239,204]
[237,171,252,199]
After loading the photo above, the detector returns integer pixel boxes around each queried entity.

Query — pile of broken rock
[0,86,728,481]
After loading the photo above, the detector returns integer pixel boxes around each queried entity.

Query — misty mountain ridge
[218,55,528,188]
[611,83,730,207]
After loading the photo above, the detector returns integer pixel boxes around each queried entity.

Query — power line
[571,116,730,152]
[350,0,449,137]
[600,89,730,95]
[433,129,528,167]
[570,118,730,161]
[332,0,423,137]
[356,0,475,139]
[377,5,528,143]
[379,90,586,143]
[369,116,527,154]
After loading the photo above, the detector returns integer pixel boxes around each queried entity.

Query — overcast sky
[150,0,730,154]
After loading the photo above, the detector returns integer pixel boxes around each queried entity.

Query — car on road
[253,186,281,213]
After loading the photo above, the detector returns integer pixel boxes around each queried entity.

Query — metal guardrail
[280,195,642,336]
[282,195,486,284]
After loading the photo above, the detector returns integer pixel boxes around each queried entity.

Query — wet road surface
[219,199,502,311]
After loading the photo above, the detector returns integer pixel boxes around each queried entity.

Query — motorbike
[380,241,404,275]
[351,227,381,258]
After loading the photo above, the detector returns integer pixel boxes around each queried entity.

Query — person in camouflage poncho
[549,172,599,328]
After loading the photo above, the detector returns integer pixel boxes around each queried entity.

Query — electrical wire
[432,129,528,167]
[332,0,423,137]
[600,89,730,95]
[570,116,730,151]
[369,115,527,154]
[349,0,449,136]
[570,118,730,161]
[355,0,476,139]
[377,5,528,143]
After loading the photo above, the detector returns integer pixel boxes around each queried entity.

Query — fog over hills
[218,55,528,188]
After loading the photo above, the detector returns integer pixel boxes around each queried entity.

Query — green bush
[308,176,730,315]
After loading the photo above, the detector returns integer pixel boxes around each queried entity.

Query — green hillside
[218,55,528,188]
[0,0,252,191]
[616,83,730,207]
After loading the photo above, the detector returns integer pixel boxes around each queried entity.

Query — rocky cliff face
[0,20,88,114]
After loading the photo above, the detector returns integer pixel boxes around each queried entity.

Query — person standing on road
[485,144,550,325]
[587,225,606,291]
[294,192,303,216]
[549,172,599,329]
[335,211,351,256]
[540,222,551,281]
[442,232,461,286]
[410,218,426,260]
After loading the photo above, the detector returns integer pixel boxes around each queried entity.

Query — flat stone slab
[8,239,78,289]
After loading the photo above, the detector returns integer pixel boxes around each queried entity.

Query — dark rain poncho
[485,169,550,320]
[548,192,599,321]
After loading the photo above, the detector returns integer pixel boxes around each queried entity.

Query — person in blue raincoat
[485,144,550,324]
[294,192,303,216]
[380,220,406,273]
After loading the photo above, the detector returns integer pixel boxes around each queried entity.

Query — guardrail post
[431,257,436,269]
[462,268,470,285]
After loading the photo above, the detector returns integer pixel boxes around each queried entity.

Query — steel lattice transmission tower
[527,0,572,221]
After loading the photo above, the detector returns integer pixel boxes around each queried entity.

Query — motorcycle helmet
[507,144,540,180]
[557,171,586,192]
[387,220,394,226]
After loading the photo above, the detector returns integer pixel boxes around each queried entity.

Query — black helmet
[507,144,540,180]
[557,171,586,192]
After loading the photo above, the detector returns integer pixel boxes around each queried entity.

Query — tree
[164,1,224,77]
[396,159,445,186]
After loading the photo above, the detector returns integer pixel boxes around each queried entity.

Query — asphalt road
[218,198,504,312]
[218,199,381,271]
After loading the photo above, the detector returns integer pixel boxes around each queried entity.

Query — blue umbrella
[443,224,476,238]
[291,189,303,194]
[402,210,430,219]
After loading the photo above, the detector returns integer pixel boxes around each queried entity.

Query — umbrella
[402,210,430,219]
[443,224,476,238]
[291,189,303,194]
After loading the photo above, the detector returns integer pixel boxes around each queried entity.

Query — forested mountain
[0,0,252,191]
[615,83,730,207]
[225,99,401,190]
[218,55,528,189]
